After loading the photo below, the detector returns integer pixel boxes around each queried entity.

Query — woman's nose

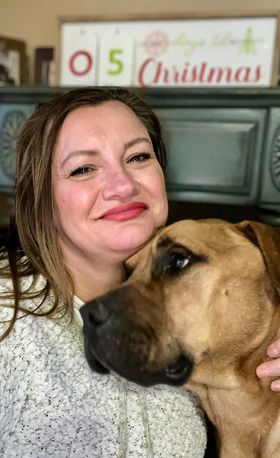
[102,167,139,200]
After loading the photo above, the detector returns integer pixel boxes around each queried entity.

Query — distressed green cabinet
[157,107,266,205]
[260,108,280,212]
[0,86,280,225]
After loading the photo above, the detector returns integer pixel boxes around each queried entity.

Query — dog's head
[80,219,280,387]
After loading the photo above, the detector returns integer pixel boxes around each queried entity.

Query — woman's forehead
[58,102,147,142]
[65,101,141,125]
[52,102,151,166]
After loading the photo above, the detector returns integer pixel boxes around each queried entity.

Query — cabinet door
[260,108,280,212]
[156,108,266,205]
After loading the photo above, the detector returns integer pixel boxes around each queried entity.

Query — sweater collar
[73,295,84,328]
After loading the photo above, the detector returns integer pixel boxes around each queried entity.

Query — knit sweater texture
[0,274,207,458]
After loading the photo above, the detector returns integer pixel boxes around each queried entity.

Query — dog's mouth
[84,335,193,387]
[87,353,110,375]
[165,354,193,383]
[81,297,194,387]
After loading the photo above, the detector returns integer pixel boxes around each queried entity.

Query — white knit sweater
[0,274,207,458]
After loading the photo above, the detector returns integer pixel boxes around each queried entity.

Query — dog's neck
[187,307,280,457]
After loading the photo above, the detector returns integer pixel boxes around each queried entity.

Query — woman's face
[52,101,168,265]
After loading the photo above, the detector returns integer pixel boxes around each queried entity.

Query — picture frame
[0,36,28,85]
[34,47,55,85]
[59,12,280,88]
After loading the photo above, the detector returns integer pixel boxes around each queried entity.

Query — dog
[81,219,280,457]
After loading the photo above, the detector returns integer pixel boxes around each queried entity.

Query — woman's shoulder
[0,270,47,301]
[0,270,54,339]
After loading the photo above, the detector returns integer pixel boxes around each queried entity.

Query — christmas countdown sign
[59,15,279,87]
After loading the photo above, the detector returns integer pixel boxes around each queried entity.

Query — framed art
[0,36,28,85]
[59,13,280,88]
[34,47,55,85]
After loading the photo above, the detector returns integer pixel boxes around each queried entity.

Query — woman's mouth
[99,202,148,222]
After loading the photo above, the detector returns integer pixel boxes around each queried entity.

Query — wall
[1,0,280,83]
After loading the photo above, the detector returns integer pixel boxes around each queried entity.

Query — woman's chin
[106,224,156,255]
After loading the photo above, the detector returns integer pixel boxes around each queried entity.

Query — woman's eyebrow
[60,150,98,168]
[124,137,152,151]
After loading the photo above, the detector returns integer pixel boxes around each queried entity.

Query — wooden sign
[59,14,280,87]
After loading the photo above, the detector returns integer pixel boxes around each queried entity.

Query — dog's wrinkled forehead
[125,218,260,276]
[129,219,234,262]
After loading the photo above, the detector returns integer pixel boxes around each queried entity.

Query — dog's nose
[82,299,112,328]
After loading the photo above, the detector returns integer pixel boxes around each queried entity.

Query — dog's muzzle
[80,288,193,387]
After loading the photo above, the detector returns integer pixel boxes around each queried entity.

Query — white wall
[0,0,279,83]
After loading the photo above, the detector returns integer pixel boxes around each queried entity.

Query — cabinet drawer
[156,108,266,204]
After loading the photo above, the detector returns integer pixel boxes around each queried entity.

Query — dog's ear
[236,220,280,292]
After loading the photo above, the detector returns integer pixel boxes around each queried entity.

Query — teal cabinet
[156,108,266,205]
[0,87,280,224]
[0,103,36,190]
[260,108,280,208]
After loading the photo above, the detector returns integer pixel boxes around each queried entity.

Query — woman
[0,87,207,457]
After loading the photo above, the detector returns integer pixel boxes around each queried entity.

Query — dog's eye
[153,238,207,278]
[164,251,191,275]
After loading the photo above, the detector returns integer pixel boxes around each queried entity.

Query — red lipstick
[99,202,148,222]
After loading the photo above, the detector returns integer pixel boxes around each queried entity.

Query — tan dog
[81,219,280,457]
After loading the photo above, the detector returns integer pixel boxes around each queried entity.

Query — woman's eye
[69,166,94,177]
[127,152,151,163]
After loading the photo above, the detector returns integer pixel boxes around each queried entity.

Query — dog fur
[81,219,280,457]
